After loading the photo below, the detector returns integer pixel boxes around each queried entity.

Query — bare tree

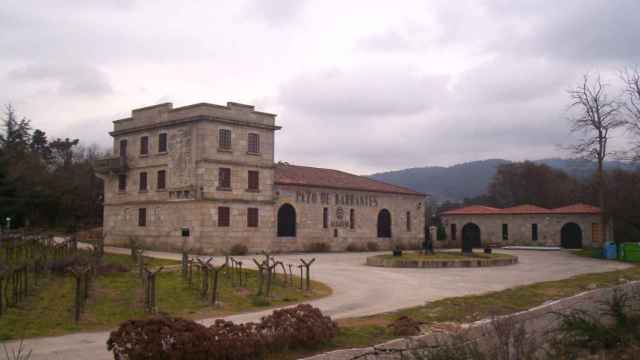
[567,74,625,243]
[620,67,640,161]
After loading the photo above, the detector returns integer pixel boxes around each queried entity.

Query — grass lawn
[0,253,331,340]
[375,250,514,261]
[267,263,640,360]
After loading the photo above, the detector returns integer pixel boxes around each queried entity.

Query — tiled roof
[501,204,550,214]
[274,163,425,196]
[442,203,601,215]
[551,203,601,214]
[439,205,502,215]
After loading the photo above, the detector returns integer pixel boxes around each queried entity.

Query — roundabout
[366,251,519,268]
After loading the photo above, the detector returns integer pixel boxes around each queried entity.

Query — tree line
[0,105,105,230]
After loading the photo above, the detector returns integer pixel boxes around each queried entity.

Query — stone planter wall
[365,255,518,268]
[303,281,640,360]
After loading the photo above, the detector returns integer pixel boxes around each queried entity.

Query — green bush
[306,242,331,253]
[366,241,380,251]
[229,243,249,256]
[437,224,447,241]
[345,243,364,252]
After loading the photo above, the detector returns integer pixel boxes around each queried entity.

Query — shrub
[107,305,337,359]
[437,224,447,241]
[229,243,249,256]
[305,242,331,253]
[389,316,422,336]
[107,316,214,360]
[209,319,267,359]
[366,241,380,251]
[345,243,364,252]
[259,304,338,350]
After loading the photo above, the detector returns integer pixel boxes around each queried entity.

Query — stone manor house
[95,101,426,253]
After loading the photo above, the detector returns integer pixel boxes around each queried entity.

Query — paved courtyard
[4,248,631,360]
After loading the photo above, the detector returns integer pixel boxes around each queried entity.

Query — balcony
[94,156,128,175]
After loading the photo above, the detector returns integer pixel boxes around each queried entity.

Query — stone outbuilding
[440,204,603,251]
[95,101,426,253]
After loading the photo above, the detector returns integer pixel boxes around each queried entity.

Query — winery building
[440,204,603,251]
[95,102,426,253]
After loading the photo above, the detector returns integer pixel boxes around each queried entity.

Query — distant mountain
[370,158,638,203]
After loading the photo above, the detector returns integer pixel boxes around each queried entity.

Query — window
[406,211,411,232]
[248,133,260,153]
[118,174,127,191]
[158,133,167,153]
[323,207,328,228]
[157,170,166,190]
[139,172,148,191]
[218,207,230,227]
[532,224,538,241]
[140,136,149,155]
[350,209,355,229]
[451,224,457,241]
[247,208,259,227]
[248,170,259,190]
[119,139,127,157]
[219,129,232,150]
[218,168,231,189]
[138,208,146,227]
[502,224,509,240]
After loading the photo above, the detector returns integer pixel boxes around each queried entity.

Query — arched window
[277,203,296,237]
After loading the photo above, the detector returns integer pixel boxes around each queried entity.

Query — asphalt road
[2,248,630,360]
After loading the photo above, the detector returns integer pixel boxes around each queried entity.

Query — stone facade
[96,101,425,253]
[439,204,603,249]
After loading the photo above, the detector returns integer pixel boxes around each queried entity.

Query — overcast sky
[1,0,639,174]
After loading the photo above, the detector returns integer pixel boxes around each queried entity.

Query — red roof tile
[551,203,601,214]
[501,204,550,214]
[274,163,425,196]
[442,203,601,216]
[441,205,501,215]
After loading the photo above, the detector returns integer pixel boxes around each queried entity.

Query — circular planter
[365,253,518,268]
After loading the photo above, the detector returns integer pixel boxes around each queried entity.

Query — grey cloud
[452,56,579,104]
[357,31,412,51]
[435,0,640,63]
[246,0,307,25]
[279,68,449,117]
[8,64,113,96]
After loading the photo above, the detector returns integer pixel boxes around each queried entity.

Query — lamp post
[5,217,11,231]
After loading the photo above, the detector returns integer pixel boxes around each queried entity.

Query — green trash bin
[621,243,640,262]
[591,247,604,259]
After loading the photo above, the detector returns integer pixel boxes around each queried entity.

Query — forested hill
[369,158,638,202]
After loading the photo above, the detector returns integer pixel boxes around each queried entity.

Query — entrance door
[377,209,392,238]
[561,223,582,249]
[277,203,296,237]
[461,223,481,252]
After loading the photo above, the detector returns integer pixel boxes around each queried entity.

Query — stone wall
[273,185,425,252]
[303,281,640,360]
[439,213,600,248]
